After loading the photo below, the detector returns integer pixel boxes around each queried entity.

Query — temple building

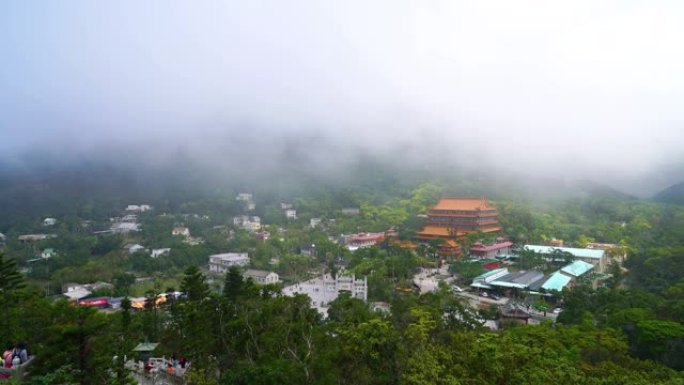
[416,197,501,241]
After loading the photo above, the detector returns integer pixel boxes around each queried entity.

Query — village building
[242,269,280,285]
[121,214,138,223]
[110,222,140,233]
[489,270,546,291]
[341,207,360,216]
[280,203,293,210]
[470,239,513,259]
[344,232,385,251]
[61,282,113,301]
[126,205,152,212]
[233,215,261,232]
[471,267,543,292]
[285,209,297,220]
[548,238,564,247]
[586,242,628,265]
[18,234,57,244]
[310,218,322,228]
[535,260,596,292]
[254,230,270,241]
[501,303,531,325]
[416,197,501,241]
[150,248,171,258]
[43,217,57,226]
[473,259,599,295]
[62,285,91,301]
[283,273,368,317]
[208,253,250,273]
[236,193,253,202]
[299,244,316,256]
[523,245,608,273]
[41,248,56,259]
[171,227,190,237]
[124,243,146,254]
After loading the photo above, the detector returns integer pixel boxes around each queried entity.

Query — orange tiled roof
[416,226,452,237]
[393,240,418,249]
[431,197,494,211]
[441,239,459,248]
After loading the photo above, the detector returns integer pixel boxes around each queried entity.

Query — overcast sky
[1,1,684,191]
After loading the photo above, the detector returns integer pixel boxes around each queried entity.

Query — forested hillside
[654,181,684,206]
[2,166,684,383]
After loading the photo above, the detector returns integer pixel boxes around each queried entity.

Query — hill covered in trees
[2,159,684,384]
[654,180,684,206]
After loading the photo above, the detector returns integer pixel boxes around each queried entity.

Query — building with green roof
[524,245,608,272]
[560,260,594,277]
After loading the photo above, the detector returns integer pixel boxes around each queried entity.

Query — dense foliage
[2,168,684,383]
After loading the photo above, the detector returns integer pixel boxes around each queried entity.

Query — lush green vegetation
[3,168,684,384]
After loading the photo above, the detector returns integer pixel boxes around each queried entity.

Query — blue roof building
[524,245,608,273]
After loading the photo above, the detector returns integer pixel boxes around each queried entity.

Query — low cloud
[1,1,683,195]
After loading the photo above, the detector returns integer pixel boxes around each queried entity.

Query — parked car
[479,291,489,297]
[452,285,464,293]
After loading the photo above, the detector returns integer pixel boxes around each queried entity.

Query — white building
[121,214,138,223]
[233,216,261,232]
[236,193,253,202]
[283,273,368,317]
[126,205,152,212]
[523,245,608,273]
[111,222,140,233]
[43,218,57,226]
[243,269,280,285]
[124,243,146,254]
[208,253,250,273]
[285,209,297,220]
[172,227,191,237]
[280,203,293,210]
[150,248,171,258]
[41,248,57,259]
[310,218,322,228]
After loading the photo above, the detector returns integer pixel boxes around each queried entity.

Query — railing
[0,357,35,382]
[125,359,188,385]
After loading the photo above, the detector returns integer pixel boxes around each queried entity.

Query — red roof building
[345,232,385,250]
[416,197,501,241]
[470,241,513,259]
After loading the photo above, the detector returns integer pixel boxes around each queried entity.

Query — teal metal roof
[472,268,508,281]
[560,260,594,277]
[541,271,572,292]
[524,245,605,259]
[489,280,528,289]
[133,343,159,352]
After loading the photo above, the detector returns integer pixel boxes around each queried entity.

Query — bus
[78,297,110,309]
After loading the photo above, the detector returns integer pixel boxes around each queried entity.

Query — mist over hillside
[3,2,684,201]
[653,181,684,206]
[0,132,642,231]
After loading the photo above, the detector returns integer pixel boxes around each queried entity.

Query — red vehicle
[78,297,110,309]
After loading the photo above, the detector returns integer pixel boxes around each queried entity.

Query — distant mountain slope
[653,181,684,205]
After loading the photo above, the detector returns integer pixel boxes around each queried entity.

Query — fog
[2,1,684,196]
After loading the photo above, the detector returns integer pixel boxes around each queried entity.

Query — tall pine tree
[223,266,244,302]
